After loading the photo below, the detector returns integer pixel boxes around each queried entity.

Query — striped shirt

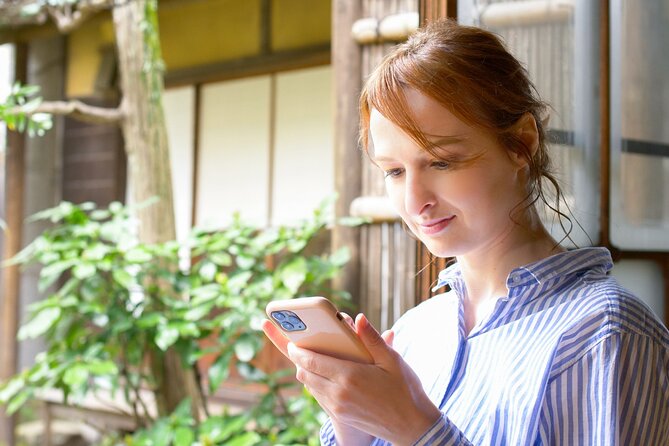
[320,247,669,445]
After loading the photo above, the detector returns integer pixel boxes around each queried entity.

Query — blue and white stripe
[320,247,669,445]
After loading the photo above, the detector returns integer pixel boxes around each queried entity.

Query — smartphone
[266,296,373,364]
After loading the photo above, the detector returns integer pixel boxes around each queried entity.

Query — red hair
[360,19,568,227]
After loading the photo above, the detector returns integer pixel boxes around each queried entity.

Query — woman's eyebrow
[425,135,467,145]
[369,155,395,163]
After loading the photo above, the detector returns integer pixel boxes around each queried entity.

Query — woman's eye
[384,168,404,178]
[431,160,450,170]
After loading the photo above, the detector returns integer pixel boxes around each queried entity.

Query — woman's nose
[404,173,436,217]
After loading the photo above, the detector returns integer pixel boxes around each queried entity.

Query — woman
[263,19,669,445]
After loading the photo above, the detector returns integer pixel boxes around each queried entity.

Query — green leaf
[208,352,232,393]
[6,390,31,415]
[63,364,89,388]
[87,360,118,375]
[21,96,42,113]
[174,427,194,446]
[235,255,255,270]
[237,363,266,381]
[234,336,257,363]
[112,269,134,288]
[280,257,307,294]
[287,239,308,253]
[90,209,111,221]
[125,247,153,263]
[200,415,246,442]
[329,246,350,267]
[199,261,217,281]
[137,313,166,328]
[174,322,199,337]
[228,271,252,294]
[190,284,220,305]
[149,419,171,446]
[72,263,96,279]
[183,302,214,322]
[172,398,194,421]
[18,307,61,339]
[209,252,232,266]
[0,377,25,404]
[82,244,110,261]
[225,431,262,446]
[38,259,76,292]
[155,324,180,351]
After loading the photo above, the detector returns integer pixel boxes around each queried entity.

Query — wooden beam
[331,0,362,306]
[0,42,28,446]
[164,45,330,88]
[598,0,611,250]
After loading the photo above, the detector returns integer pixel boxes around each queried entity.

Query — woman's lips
[418,216,455,235]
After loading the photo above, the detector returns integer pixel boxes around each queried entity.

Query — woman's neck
[455,214,563,333]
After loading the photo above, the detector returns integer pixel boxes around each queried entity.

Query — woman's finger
[287,342,355,382]
[339,311,355,330]
[261,319,290,358]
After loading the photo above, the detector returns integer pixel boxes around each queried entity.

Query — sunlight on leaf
[18,307,61,339]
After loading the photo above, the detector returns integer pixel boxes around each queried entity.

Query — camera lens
[281,321,295,330]
[272,312,286,321]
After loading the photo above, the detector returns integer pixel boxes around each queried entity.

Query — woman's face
[369,89,528,259]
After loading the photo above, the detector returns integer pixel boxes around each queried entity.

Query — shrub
[0,199,353,445]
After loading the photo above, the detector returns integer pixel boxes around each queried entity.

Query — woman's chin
[421,240,462,259]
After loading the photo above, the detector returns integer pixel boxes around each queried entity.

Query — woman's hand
[262,314,441,445]
[262,314,375,445]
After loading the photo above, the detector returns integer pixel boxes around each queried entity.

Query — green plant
[0,199,351,445]
[0,82,53,137]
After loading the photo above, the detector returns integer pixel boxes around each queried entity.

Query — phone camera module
[281,321,295,330]
[272,311,286,321]
[273,311,306,332]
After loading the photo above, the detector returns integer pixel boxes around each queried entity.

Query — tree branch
[22,99,125,125]
[0,0,115,33]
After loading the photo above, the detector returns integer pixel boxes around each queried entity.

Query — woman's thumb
[355,313,389,358]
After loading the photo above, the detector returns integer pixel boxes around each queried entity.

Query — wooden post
[0,42,27,446]
[598,0,611,249]
[332,0,363,304]
[41,402,52,446]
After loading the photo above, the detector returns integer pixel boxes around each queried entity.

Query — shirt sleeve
[537,330,669,445]
[411,415,474,446]
[321,414,475,446]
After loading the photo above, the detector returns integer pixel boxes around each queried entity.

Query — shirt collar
[432,247,613,294]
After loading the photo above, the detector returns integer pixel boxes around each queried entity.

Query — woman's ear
[510,112,540,168]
